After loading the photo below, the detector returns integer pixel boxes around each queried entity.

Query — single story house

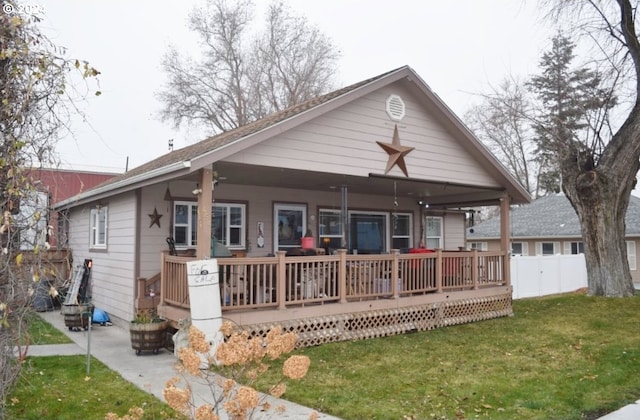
[54,66,530,346]
[467,193,640,282]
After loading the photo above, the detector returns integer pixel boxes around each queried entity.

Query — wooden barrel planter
[129,319,169,355]
[61,304,92,331]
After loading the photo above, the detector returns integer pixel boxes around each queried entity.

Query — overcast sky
[36,0,551,173]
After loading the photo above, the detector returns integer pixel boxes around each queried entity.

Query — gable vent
[386,94,405,121]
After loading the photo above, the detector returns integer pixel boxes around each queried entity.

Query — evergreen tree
[528,33,614,195]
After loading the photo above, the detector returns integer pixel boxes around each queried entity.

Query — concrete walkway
[597,400,640,420]
[29,309,640,420]
[31,309,342,420]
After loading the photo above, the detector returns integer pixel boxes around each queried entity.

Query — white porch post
[196,167,213,259]
[500,193,511,287]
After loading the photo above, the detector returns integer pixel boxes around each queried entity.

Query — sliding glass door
[349,211,388,254]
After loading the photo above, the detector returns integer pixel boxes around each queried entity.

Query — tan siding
[208,183,468,255]
[139,184,172,279]
[67,192,137,322]
[225,84,500,187]
[443,214,465,249]
[166,182,433,255]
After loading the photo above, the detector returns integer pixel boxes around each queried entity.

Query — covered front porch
[153,247,512,347]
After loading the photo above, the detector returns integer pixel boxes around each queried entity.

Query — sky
[33,0,553,174]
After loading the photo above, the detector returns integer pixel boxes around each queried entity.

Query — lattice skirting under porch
[243,292,513,348]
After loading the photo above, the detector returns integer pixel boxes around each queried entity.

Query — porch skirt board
[240,292,513,348]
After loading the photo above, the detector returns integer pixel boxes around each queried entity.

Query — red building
[27,168,118,249]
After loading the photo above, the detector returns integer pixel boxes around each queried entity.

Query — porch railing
[159,249,508,312]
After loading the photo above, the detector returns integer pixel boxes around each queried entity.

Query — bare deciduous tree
[465,78,539,196]
[540,0,640,297]
[0,5,99,411]
[157,0,340,134]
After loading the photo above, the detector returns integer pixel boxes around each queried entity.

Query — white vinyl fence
[511,254,588,299]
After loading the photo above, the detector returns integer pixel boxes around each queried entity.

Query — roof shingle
[467,193,640,239]
[88,67,406,192]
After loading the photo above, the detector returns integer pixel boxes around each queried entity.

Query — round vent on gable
[386,94,405,121]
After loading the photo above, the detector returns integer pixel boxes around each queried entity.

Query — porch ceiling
[180,162,508,208]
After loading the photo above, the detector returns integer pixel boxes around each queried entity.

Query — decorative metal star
[148,207,162,228]
[376,124,415,177]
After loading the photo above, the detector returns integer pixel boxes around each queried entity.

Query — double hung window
[425,216,443,249]
[173,201,246,249]
[90,206,108,249]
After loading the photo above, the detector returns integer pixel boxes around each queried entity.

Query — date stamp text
[2,2,45,16]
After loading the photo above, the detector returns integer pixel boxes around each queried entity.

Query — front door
[274,203,307,251]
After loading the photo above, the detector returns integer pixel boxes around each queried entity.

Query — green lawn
[7,356,185,420]
[255,293,640,419]
[10,294,640,420]
[27,311,73,345]
[7,312,185,420]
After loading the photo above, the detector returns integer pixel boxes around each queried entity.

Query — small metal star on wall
[376,124,415,177]
[148,207,163,228]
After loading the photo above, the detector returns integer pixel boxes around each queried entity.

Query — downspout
[134,189,142,303]
[340,185,348,249]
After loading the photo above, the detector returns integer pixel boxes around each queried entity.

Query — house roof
[54,65,531,209]
[467,193,640,239]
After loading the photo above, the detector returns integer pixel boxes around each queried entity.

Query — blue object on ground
[91,307,111,325]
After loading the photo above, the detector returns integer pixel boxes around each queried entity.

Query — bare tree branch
[156,0,340,134]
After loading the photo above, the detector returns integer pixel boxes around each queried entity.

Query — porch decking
[154,249,512,347]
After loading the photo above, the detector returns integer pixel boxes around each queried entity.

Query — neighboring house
[21,168,117,249]
[466,193,640,281]
[53,66,531,330]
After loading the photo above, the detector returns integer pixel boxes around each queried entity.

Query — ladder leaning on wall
[63,260,93,305]
[63,266,84,305]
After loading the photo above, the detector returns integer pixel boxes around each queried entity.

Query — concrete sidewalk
[29,309,640,420]
[597,400,640,420]
[32,309,341,419]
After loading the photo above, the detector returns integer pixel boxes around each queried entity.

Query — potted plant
[129,306,169,355]
[301,228,314,249]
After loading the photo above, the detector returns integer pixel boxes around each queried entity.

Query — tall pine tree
[528,34,614,195]
[529,20,637,297]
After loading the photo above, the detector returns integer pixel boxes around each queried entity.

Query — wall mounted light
[192,184,202,196]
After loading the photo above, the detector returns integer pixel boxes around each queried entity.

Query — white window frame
[274,203,307,251]
[469,241,488,251]
[173,201,246,250]
[213,203,246,249]
[563,241,584,255]
[90,206,108,249]
[173,201,197,248]
[535,241,560,256]
[319,209,343,246]
[627,241,637,271]
[391,212,413,250]
[511,242,528,256]
[425,216,443,249]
